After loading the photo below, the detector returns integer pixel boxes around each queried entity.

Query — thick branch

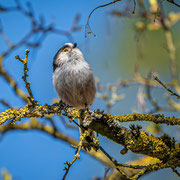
[0,102,179,167]
[111,113,180,125]
[2,120,174,179]
[84,114,180,167]
[0,103,179,126]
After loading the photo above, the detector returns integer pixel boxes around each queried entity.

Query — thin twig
[63,129,96,179]
[15,49,36,106]
[99,146,146,169]
[145,73,160,112]
[154,0,162,22]
[132,0,136,14]
[72,120,83,129]
[98,145,147,179]
[167,0,180,8]
[85,0,122,37]
[63,145,82,180]
[103,168,110,180]
[153,75,180,99]
[172,167,180,177]
[0,100,12,109]
[130,162,171,179]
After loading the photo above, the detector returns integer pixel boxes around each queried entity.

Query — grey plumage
[53,43,96,109]
[53,43,96,140]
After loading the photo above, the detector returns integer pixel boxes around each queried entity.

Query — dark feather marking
[53,62,59,72]
[53,43,78,72]
[73,43,77,48]
[53,45,71,72]
[53,45,70,61]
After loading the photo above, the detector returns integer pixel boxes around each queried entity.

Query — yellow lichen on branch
[0,102,179,168]
[0,103,62,125]
[112,113,180,125]
[84,112,180,167]
[0,102,180,126]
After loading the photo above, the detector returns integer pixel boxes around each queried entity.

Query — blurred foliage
[112,1,180,77]
[1,169,12,180]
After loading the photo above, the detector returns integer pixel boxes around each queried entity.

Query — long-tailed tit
[53,43,96,141]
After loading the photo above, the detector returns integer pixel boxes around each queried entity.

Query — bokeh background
[0,0,179,180]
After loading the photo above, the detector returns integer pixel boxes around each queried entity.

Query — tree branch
[85,0,122,37]
[84,114,180,167]
[167,0,180,8]
[153,75,180,99]
[0,102,179,167]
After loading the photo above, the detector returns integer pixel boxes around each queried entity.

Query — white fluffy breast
[53,60,96,108]
[53,43,96,108]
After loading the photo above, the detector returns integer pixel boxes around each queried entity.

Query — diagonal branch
[167,0,180,8]
[84,115,180,167]
[153,75,180,99]
[0,102,179,167]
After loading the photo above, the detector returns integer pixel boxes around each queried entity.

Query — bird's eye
[63,48,68,52]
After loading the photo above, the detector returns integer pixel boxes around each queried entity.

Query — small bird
[53,43,96,141]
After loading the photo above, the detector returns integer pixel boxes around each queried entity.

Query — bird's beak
[73,43,77,48]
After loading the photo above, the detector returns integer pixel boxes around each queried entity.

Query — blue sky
[0,0,179,180]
